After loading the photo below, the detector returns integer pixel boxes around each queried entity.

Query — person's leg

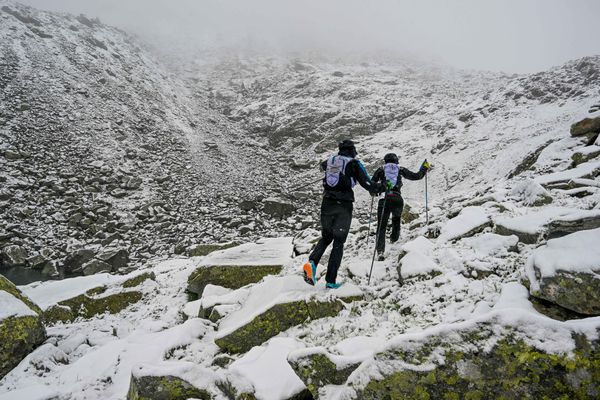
[309,203,335,265]
[376,199,392,254]
[325,202,352,284]
[390,198,404,243]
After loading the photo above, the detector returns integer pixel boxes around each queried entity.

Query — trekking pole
[425,161,429,227]
[288,177,322,192]
[366,196,374,246]
[368,193,387,285]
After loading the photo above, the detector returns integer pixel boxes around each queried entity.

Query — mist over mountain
[1,1,600,400]
[17,0,600,73]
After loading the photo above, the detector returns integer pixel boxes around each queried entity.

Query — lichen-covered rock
[122,271,156,288]
[0,275,42,314]
[356,329,600,400]
[43,290,143,324]
[526,227,600,315]
[0,275,46,379]
[215,299,351,354]
[571,116,600,137]
[127,375,211,400]
[187,264,282,296]
[572,148,600,167]
[0,315,47,379]
[401,203,419,224]
[289,351,361,398]
[188,242,238,257]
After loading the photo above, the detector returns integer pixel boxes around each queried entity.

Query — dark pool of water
[1,267,62,286]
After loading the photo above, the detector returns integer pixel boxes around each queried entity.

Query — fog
[17,0,600,73]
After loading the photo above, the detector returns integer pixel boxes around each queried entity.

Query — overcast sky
[17,0,600,73]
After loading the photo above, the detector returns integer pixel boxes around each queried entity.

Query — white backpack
[325,155,355,188]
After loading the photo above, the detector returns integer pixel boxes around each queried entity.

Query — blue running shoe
[303,260,317,286]
[326,282,342,289]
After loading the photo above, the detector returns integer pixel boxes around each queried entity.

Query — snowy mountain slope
[191,55,600,209]
[1,2,600,397]
[0,1,304,280]
[1,118,599,398]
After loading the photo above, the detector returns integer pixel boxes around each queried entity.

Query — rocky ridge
[0,1,306,282]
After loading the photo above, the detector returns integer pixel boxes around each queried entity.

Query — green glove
[421,160,430,170]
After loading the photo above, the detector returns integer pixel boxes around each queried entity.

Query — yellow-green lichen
[0,315,46,378]
[358,334,600,400]
[0,274,42,314]
[187,264,282,296]
[188,242,238,257]
[216,299,348,354]
[43,291,143,324]
[289,352,361,397]
[122,272,156,288]
[127,375,212,400]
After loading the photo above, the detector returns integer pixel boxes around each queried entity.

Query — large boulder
[20,272,148,324]
[494,207,591,244]
[63,248,96,274]
[127,375,211,400]
[356,332,599,399]
[263,197,295,219]
[96,248,129,271]
[545,210,600,239]
[0,275,46,378]
[215,276,363,354]
[188,264,283,297]
[43,289,143,324]
[288,349,361,398]
[0,245,28,267]
[187,238,292,296]
[571,116,600,143]
[82,259,112,275]
[526,227,600,315]
[437,206,491,242]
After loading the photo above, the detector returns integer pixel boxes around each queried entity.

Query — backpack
[325,155,355,189]
[383,163,401,192]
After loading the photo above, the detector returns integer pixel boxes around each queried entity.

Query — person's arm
[399,161,429,181]
[350,160,380,194]
[320,160,327,171]
[371,167,384,183]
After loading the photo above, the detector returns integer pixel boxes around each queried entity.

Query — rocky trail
[1,114,600,399]
[2,1,600,399]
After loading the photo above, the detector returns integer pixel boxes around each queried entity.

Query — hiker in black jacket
[303,140,382,289]
[372,153,430,260]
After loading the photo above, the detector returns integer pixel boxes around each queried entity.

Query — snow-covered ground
[2,2,600,399]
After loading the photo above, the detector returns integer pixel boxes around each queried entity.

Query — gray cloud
[17,0,600,73]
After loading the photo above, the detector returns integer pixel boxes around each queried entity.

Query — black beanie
[384,153,399,164]
[338,139,357,157]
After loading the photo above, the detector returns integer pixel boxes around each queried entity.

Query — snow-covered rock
[437,207,492,242]
[215,275,362,353]
[526,227,600,315]
[187,238,292,296]
[20,270,153,324]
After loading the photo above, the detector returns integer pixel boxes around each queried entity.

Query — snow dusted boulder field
[2,1,600,398]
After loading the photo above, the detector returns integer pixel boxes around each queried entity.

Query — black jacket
[372,163,427,198]
[321,150,379,202]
